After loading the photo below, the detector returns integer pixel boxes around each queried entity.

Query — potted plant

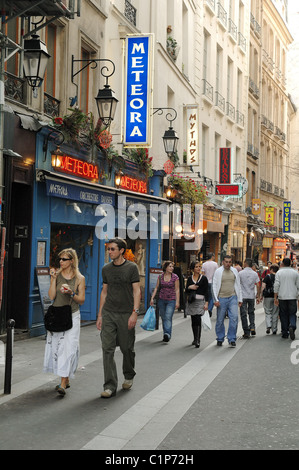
[167,36,180,61]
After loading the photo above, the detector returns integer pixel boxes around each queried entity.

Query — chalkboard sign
[36,267,52,316]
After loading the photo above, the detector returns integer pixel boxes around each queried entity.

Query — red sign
[216,184,239,196]
[219,148,231,184]
[120,175,147,194]
[163,160,175,175]
[52,154,99,181]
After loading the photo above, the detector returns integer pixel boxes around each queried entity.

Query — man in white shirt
[202,252,218,317]
[212,255,242,347]
[239,258,261,338]
[274,258,299,339]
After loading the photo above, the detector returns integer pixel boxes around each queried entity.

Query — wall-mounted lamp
[22,34,51,90]
[71,55,118,127]
[115,171,123,187]
[152,108,179,158]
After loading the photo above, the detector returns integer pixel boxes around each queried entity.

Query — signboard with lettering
[283,201,291,233]
[52,154,99,181]
[123,34,154,147]
[215,184,239,196]
[265,207,275,226]
[219,148,231,184]
[119,175,147,194]
[36,267,52,317]
[46,178,115,205]
[186,106,199,165]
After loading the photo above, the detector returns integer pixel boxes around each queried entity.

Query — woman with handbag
[150,261,179,342]
[185,261,209,348]
[43,248,85,396]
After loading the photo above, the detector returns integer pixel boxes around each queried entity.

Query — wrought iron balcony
[125,0,137,26]
[215,91,225,113]
[44,93,60,118]
[4,71,26,105]
[0,0,80,19]
[202,79,213,102]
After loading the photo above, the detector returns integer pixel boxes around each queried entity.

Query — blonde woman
[43,248,85,396]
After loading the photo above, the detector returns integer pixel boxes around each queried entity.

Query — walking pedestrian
[202,252,218,316]
[150,261,179,342]
[185,261,209,348]
[212,255,242,347]
[43,248,85,396]
[262,264,279,335]
[274,257,299,340]
[239,258,261,338]
[96,238,140,398]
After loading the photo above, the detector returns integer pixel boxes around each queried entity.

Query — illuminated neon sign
[123,34,154,147]
[120,175,147,194]
[52,154,99,181]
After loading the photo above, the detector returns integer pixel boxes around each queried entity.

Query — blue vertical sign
[283,201,291,233]
[124,34,153,147]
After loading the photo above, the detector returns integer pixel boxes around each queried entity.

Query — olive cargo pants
[101,311,136,392]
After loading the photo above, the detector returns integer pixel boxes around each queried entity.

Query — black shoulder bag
[44,279,78,332]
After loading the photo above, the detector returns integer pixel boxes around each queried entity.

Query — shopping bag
[140,306,156,331]
[202,310,212,331]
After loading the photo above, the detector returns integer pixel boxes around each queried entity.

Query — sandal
[56,385,66,396]
[55,383,70,391]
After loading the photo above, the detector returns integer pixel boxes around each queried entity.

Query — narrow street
[0,305,298,451]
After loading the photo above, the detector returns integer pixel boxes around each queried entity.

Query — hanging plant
[52,111,113,152]
[168,174,208,205]
[123,147,154,177]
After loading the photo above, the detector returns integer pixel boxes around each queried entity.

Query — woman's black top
[185,275,209,301]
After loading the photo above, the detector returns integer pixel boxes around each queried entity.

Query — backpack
[264,273,274,297]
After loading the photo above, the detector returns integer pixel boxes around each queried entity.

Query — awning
[288,233,299,243]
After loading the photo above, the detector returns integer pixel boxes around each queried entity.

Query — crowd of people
[42,239,299,400]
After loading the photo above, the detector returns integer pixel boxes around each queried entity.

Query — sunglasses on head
[59,257,72,262]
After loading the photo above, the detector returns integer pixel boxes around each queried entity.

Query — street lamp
[152,107,179,158]
[71,55,118,127]
[95,84,119,128]
[23,34,50,89]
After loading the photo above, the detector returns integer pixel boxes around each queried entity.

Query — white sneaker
[101,389,116,398]
[122,379,133,390]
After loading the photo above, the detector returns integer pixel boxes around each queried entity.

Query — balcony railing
[204,0,215,12]
[4,71,26,104]
[226,101,235,121]
[217,2,227,29]
[236,110,244,127]
[215,91,225,113]
[202,79,213,102]
[228,18,237,42]
[124,0,136,26]
[44,92,60,118]
[238,32,246,52]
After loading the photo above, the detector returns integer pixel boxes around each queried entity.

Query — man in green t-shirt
[96,238,140,398]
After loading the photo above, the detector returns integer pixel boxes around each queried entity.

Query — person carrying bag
[43,248,85,396]
[185,261,209,348]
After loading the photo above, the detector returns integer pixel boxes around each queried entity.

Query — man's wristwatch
[133,308,139,314]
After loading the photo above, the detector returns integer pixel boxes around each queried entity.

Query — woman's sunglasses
[59,257,72,262]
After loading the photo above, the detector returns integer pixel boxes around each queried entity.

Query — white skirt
[43,311,80,379]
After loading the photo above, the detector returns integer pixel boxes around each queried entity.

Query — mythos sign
[123,34,154,147]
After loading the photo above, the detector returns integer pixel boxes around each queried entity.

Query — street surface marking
[81,309,265,450]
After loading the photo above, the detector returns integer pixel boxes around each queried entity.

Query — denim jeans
[158,299,176,339]
[279,299,297,338]
[215,295,239,343]
[240,298,255,335]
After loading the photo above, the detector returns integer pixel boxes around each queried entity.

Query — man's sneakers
[101,389,116,398]
[122,379,134,390]
[101,379,134,398]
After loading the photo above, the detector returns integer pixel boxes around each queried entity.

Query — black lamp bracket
[71,54,115,87]
[43,129,65,162]
[152,107,177,127]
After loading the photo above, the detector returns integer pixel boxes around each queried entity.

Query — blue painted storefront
[28,128,166,337]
